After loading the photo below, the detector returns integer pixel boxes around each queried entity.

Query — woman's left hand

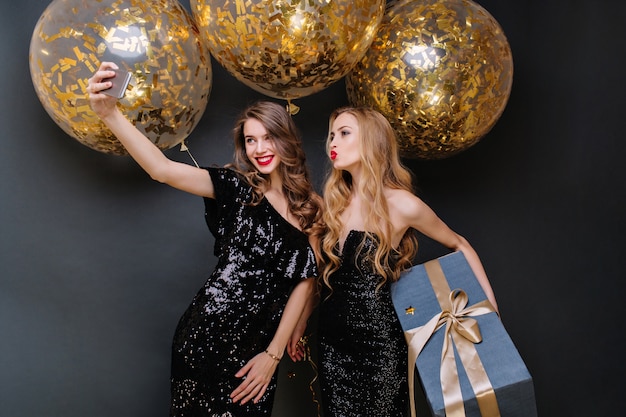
[230,351,280,405]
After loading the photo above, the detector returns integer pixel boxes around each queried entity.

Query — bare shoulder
[386,188,426,219]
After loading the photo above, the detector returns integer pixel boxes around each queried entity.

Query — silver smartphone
[101,68,131,99]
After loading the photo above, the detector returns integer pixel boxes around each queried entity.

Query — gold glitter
[191,0,385,100]
[29,0,212,155]
[347,0,513,159]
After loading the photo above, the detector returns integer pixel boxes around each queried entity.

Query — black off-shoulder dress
[318,230,408,417]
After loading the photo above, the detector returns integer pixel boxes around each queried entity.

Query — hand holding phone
[101,68,131,99]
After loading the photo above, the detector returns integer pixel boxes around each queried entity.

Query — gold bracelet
[264,349,281,362]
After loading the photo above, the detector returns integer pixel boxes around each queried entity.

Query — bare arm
[286,288,319,362]
[87,62,214,198]
[286,232,322,361]
[393,191,499,312]
[230,277,315,404]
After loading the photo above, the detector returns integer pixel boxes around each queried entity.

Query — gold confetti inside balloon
[191,0,384,101]
[346,0,513,159]
[29,0,212,155]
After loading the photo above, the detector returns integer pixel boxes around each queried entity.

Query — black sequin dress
[170,167,317,417]
[318,230,408,417]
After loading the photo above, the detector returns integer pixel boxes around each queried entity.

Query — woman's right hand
[86,62,121,120]
[287,319,308,362]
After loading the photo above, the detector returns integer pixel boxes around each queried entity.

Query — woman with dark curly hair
[87,62,323,417]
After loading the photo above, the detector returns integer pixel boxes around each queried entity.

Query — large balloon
[191,0,384,101]
[347,0,513,159]
[29,0,212,155]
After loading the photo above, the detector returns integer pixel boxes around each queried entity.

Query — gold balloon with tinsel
[347,0,513,159]
[29,0,212,155]
[191,0,385,104]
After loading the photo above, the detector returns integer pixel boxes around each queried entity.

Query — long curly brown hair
[228,101,324,260]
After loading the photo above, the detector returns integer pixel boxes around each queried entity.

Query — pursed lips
[330,150,337,160]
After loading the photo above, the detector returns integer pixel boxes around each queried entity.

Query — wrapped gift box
[391,251,537,417]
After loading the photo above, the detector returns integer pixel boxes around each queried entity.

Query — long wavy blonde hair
[228,101,324,259]
[320,107,418,289]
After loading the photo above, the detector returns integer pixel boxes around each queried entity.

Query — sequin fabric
[170,167,317,417]
[318,230,408,417]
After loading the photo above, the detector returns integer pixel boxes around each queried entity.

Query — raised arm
[87,62,214,198]
[392,190,499,313]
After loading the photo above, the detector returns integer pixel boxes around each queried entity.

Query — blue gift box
[391,252,537,417]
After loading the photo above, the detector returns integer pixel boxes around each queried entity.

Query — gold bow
[404,259,500,417]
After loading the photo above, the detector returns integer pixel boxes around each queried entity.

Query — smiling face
[329,112,362,173]
[244,118,282,177]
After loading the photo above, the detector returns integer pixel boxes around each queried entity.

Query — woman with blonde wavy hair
[314,106,498,416]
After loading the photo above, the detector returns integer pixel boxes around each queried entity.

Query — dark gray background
[2,0,624,416]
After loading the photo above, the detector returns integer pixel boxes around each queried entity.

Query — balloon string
[286,100,300,116]
[180,141,199,168]
[300,334,321,417]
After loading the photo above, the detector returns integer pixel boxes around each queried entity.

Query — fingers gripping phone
[101,68,132,99]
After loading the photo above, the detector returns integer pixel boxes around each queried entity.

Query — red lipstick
[330,151,337,160]
[256,155,274,166]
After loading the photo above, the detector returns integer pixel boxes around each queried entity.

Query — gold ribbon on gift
[404,259,501,417]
